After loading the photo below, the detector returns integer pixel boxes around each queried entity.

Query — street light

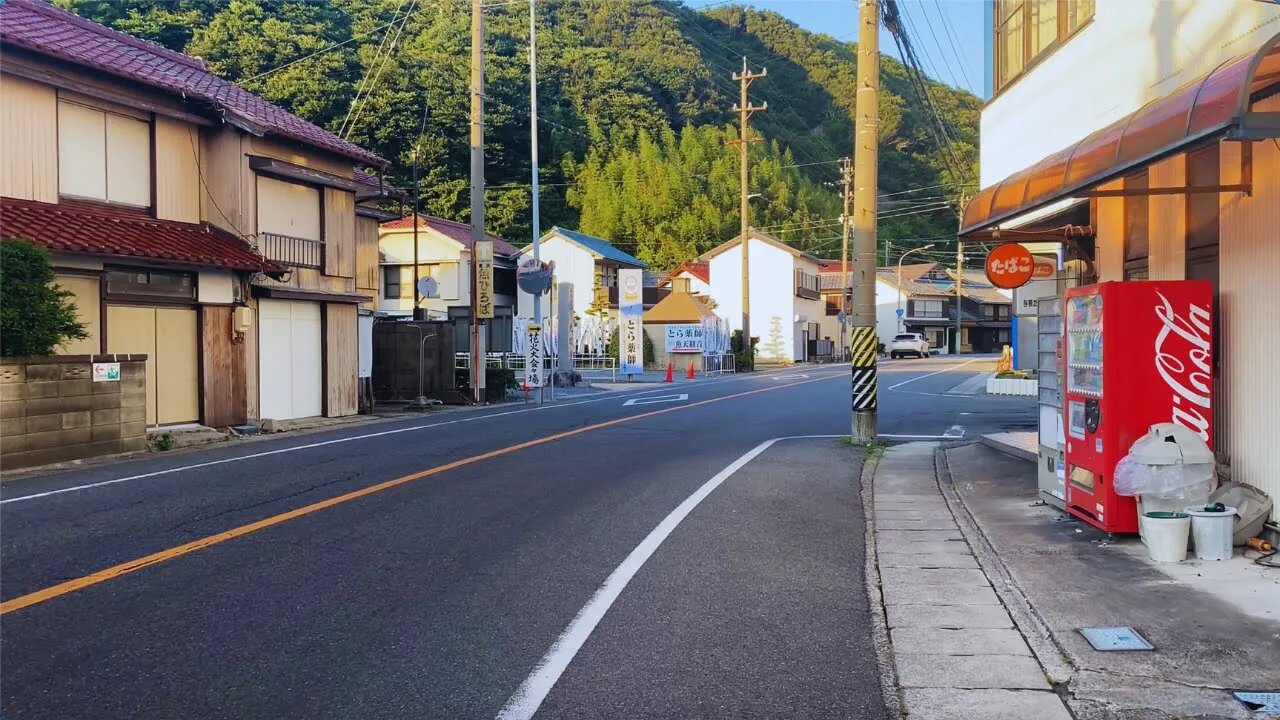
[897,244,935,332]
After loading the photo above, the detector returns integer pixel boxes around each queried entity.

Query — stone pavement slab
[877,550,979,569]
[878,567,990,587]
[874,517,958,530]
[882,579,1002,607]
[891,627,1031,656]
[886,603,1013,630]
[876,528,964,543]
[902,688,1072,720]
[895,653,1049,690]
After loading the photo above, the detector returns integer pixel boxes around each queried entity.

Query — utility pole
[528,0,543,404]
[469,0,485,403]
[849,0,880,441]
[729,58,766,352]
[954,240,965,355]
[839,156,852,361]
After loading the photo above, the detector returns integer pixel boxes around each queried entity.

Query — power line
[929,0,977,94]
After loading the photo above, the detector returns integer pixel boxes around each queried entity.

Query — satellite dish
[417,276,439,298]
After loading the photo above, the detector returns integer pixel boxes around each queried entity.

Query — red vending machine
[1063,280,1214,533]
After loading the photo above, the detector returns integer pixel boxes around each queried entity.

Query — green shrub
[605,326,655,366]
[731,329,758,372]
[0,239,88,357]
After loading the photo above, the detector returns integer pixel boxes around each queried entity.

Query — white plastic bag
[1113,454,1150,497]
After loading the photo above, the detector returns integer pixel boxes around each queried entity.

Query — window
[914,299,944,318]
[384,266,406,300]
[825,294,850,316]
[105,268,194,300]
[994,0,1095,93]
[982,304,1012,321]
[58,100,151,206]
[1186,145,1220,251]
[795,269,820,298]
[384,264,460,301]
[1124,170,1150,279]
[257,176,322,240]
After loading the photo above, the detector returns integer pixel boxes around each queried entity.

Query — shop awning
[960,31,1280,237]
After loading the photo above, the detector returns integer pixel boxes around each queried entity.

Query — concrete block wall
[1,355,148,470]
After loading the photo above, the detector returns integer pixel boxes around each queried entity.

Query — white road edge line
[0,370,851,506]
[885,357,983,391]
[496,434,845,720]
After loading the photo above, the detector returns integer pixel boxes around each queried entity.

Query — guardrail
[259,232,323,269]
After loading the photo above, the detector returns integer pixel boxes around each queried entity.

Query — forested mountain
[59,0,980,270]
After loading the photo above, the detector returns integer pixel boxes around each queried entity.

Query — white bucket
[1183,506,1238,561]
[1142,511,1191,563]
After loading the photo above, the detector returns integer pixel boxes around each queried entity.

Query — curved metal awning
[960,31,1280,237]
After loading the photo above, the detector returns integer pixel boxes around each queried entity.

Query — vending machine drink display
[1062,280,1214,534]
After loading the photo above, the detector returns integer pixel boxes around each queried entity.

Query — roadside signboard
[91,362,120,382]
[985,243,1035,289]
[475,240,494,319]
[664,324,704,353]
[618,269,644,375]
[525,323,544,388]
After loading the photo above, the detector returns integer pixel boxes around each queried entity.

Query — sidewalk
[868,441,1280,720]
[867,442,1072,720]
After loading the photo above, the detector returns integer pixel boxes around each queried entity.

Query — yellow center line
[0,372,843,616]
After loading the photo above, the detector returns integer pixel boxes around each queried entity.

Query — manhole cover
[1078,626,1154,651]
[1233,692,1280,713]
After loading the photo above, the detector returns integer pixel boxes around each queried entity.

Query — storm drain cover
[1078,626,1154,651]
[1233,692,1280,713]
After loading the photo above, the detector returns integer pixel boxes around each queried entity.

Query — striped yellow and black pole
[849,325,878,412]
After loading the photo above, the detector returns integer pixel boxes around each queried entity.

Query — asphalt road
[0,356,1033,719]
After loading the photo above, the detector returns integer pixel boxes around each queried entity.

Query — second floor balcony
[260,232,324,269]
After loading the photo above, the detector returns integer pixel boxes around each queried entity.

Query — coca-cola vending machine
[1063,280,1214,534]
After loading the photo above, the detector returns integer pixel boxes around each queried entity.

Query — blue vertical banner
[618,268,644,375]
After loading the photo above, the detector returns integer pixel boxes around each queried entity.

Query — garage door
[106,306,199,425]
[259,299,322,420]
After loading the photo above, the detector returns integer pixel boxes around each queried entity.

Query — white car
[889,333,930,359]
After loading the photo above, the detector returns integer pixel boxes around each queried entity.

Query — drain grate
[1078,626,1155,651]
[1233,692,1280,713]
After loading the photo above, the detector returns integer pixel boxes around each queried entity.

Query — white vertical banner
[618,269,644,375]
[525,323,544,388]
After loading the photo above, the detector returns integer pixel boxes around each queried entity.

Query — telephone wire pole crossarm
[727,57,766,353]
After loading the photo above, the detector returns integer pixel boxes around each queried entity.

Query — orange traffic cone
[686,360,696,380]
[664,362,674,383]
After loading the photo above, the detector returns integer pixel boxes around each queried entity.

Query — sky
[683,0,988,98]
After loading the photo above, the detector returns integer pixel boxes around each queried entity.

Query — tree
[760,315,788,363]
[0,239,88,357]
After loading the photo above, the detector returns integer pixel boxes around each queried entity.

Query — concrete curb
[933,444,1081,705]
[860,450,906,720]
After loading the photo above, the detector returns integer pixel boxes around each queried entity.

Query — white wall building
[515,226,647,320]
[968,0,1280,526]
[703,231,823,363]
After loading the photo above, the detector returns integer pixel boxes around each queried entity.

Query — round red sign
[985,243,1035,289]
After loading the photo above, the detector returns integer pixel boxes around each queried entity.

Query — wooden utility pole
[469,0,485,403]
[849,0,880,441]
[729,58,766,351]
[839,156,852,360]
[954,241,965,355]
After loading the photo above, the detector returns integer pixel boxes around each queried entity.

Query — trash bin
[1183,505,1238,561]
[1210,482,1274,546]
[1143,511,1191,563]
[1114,424,1216,545]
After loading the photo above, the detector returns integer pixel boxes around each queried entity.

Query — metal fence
[454,352,617,382]
[259,231,324,269]
[702,353,736,375]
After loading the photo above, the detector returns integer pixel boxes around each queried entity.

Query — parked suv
[889,333,930,359]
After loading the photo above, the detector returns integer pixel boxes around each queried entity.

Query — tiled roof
[0,198,285,274]
[549,227,646,268]
[0,0,385,168]
[657,261,710,286]
[380,214,518,256]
